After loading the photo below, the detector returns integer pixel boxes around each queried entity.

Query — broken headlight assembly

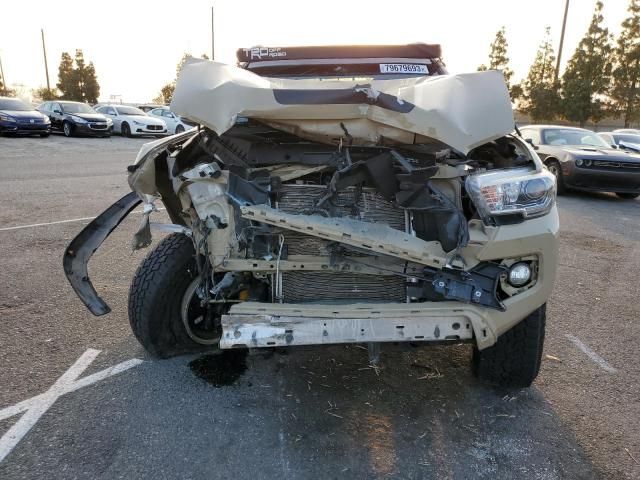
[465,168,556,224]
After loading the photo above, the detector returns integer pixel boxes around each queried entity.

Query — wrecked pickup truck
[64,44,558,387]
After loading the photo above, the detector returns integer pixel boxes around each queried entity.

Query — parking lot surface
[1,134,639,479]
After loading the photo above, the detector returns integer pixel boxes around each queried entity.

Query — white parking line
[0,208,165,232]
[565,334,617,373]
[0,217,97,232]
[0,349,143,463]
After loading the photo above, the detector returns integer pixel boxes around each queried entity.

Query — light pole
[211,5,215,60]
[41,29,51,96]
[0,54,6,95]
[555,0,570,83]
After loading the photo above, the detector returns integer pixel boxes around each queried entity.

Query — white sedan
[147,107,195,134]
[95,105,167,137]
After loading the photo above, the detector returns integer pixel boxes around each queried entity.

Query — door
[162,110,178,132]
[50,102,63,130]
[100,106,121,132]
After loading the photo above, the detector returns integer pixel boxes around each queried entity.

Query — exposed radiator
[275,184,407,303]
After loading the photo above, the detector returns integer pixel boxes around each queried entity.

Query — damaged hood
[170,59,514,154]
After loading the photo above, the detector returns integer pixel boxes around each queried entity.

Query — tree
[155,53,209,104]
[610,0,640,127]
[56,50,100,103]
[561,1,613,126]
[521,27,561,121]
[34,86,58,101]
[477,27,518,98]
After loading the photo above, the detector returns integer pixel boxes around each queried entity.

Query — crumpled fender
[63,192,142,316]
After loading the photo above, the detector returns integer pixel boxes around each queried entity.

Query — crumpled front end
[64,58,558,353]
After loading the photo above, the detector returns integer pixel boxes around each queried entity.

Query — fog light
[508,262,531,287]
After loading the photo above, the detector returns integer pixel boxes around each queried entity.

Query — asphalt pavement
[0,134,638,479]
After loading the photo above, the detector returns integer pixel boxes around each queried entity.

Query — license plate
[379,63,429,74]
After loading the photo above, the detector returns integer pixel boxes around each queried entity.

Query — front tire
[62,121,74,137]
[472,304,546,388]
[128,234,221,358]
[546,160,566,195]
[121,122,131,138]
[616,192,639,199]
[175,124,185,134]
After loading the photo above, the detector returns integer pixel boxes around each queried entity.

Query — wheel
[128,234,228,358]
[121,122,131,138]
[546,160,565,195]
[62,121,74,137]
[175,124,185,134]
[40,132,50,138]
[472,304,546,388]
[615,192,639,199]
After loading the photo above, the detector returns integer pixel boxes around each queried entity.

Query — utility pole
[555,0,570,83]
[0,54,6,95]
[211,5,215,60]
[41,29,51,96]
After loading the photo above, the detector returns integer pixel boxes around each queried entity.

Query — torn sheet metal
[240,204,448,267]
[170,59,514,154]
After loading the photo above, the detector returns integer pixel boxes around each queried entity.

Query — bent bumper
[63,192,141,315]
[221,207,559,350]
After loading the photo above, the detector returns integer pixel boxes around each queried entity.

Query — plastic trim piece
[63,192,142,316]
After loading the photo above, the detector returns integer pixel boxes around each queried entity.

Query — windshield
[116,106,146,116]
[615,134,640,144]
[0,98,32,111]
[542,129,610,148]
[61,102,96,114]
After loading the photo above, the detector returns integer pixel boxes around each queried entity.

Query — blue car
[0,96,51,137]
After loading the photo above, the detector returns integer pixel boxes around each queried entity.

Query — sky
[0,0,631,102]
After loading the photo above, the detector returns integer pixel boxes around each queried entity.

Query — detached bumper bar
[63,192,141,316]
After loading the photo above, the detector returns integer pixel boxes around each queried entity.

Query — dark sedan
[520,125,640,199]
[37,101,112,137]
[0,96,51,137]
[598,131,640,153]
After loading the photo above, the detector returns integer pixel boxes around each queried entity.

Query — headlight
[106,118,113,125]
[0,114,16,122]
[42,116,51,124]
[72,116,88,124]
[465,168,556,223]
[133,120,144,126]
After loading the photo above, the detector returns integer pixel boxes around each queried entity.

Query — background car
[520,125,640,199]
[95,105,167,137]
[0,96,51,137]
[613,128,640,135]
[147,106,195,134]
[599,131,640,153]
[38,101,112,137]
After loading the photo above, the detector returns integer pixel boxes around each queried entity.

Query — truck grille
[282,272,406,303]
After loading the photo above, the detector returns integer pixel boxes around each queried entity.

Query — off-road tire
[616,192,639,199]
[128,233,206,358]
[472,304,546,388]
[546,160,565,195]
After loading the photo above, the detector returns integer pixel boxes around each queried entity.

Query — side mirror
[611,144,618,149]
[54,109,62,114]
[525,138,534,145]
